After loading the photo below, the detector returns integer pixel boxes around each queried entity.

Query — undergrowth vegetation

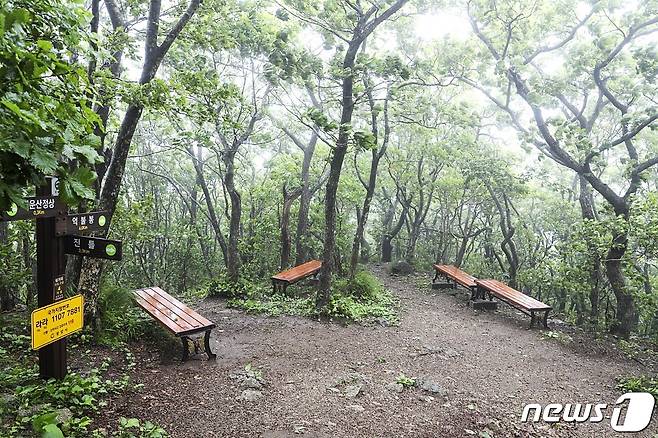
[0,285,169,437]
[617,375,658,399]
[329,271,399,324]
[209,270,398,324]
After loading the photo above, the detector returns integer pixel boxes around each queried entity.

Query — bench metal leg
[204,330,216,360]
[273,280,283,294]
[273,280,288,295]
[432,271,440,283]
[543,311,549,329]
[530,311,536,328]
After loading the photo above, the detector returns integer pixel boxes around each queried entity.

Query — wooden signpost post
[1,177,122,380]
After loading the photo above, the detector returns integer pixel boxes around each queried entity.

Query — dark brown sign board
[55,211,110,236]
[0,196,63,221]
[63,236,122,261]
[53,275,65,301]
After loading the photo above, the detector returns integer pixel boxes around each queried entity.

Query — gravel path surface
[102,265,656,437]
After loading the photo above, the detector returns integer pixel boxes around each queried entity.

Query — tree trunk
[578,176,602,323]
[78,104,144,322]
[281,185,301,270]
[359,235,370,263]
[607,219,637,337]
[189,147,229,265]
[22,232,35,307]
[316,44,360,311]
[0,222,15,311]
[454,236,468,268]
[349,170,376,276]
[223,148,242,282]
[349,80,390,276]
[294,134,317,265]
[382,235,394,263]
[312,0,409,311]
[381,201,407,262]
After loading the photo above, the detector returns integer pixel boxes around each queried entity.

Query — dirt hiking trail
[101,265,655,437]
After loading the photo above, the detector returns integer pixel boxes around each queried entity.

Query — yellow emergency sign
[31,295,84,350]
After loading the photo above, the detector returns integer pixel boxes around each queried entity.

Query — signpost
[1,177,122,379]
[55,211,109,236]
[1,196,63,221]
[63,236,122,261]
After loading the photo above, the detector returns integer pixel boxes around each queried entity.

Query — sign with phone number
[31,295,84,350]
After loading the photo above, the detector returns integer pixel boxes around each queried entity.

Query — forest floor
[98,264,657,437]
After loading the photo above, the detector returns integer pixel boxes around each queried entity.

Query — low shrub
[1,360,136,437]
[207,273,263,299]
[388,260,414,276]
[328,271,398,324]
[228,295,315,317]
[395,373,416,388]
[617,375,658,399]
[216,270,398,325]
[96,284,153,347]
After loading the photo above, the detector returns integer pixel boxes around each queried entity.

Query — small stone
[0,393,16,406]
[344,384,362,398]
[241,377,262,389]
[18,403,47,418]
[54,407,73,424]
[347,404,365,412]
[238,389,263,401]
[386,383,404,393]
[418,379,448,396]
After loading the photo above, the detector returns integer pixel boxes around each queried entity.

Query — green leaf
[6,8,30,28]
[1,99,24,118]
[41,424,65,438]
[29,146,58,173]
[124,418,140,428]
[36,40,53,51]
[72,143,101,164]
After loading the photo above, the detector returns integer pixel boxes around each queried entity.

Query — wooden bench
[432,264,478,300]
[133,287,216,361]
[475,279,552,328]
[271,260,322,294]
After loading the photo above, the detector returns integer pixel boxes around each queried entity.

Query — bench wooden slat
[433,264,477,288]
[135,288,204,332]
[134,290,199,334]
[141,286,214,328]
[134,294,193,334]
[476,279,551,311]
[272,260,322,284]
[134,287,215,337]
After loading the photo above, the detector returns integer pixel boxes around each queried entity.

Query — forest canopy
[1,0,658,343]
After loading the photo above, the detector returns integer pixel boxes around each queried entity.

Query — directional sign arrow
[0,196,64,221]
[63,236,122,261]
[55,211,110,236]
